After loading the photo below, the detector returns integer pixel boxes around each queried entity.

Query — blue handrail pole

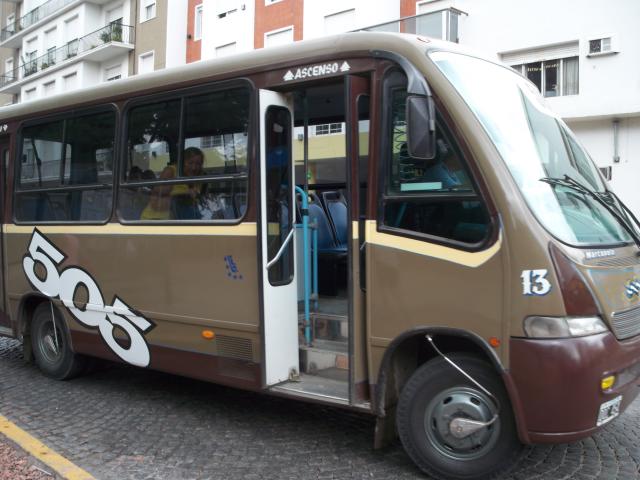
[295,186,312,345]
[312,222,318,311]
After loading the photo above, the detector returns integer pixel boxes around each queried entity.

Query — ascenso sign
[283,61,351,82]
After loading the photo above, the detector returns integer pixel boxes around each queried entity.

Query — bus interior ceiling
[281,81,352,401]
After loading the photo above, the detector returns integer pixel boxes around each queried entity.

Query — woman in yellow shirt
[140,147,204,220]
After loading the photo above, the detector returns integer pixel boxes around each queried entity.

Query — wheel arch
[17,293,74,361]
[372,327,529,447]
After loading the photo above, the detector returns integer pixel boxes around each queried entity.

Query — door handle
[266,227,295,270]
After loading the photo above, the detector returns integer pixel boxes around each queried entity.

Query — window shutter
[501,41,579,65]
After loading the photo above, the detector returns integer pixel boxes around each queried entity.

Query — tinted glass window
[16,109,115,222]
[265,106,293,285]
[183,88,249,175]
[381,76,489,245]
[120,86,250,222]
[126,99,181,181]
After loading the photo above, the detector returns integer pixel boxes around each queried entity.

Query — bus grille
[595,256,640,267]
[217,335,253,361]
[611,305,640,340]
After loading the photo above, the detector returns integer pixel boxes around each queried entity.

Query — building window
[63,72,78,90]
[105,65,122,82]
[64,16,79,42]
[24,88,37,101]
[139,51,154,74]
[215,42,236,57]
[201,135,222,148]
[512,56,579,97]
[140,0,156,22]
[324,9,356,34]
[43,80,56,96]
[24,48,38,77]
[265,26,293,48]
[217,8,237,19]
[194,4,203,41]
[5,58,14,80]
[315,123,343,136]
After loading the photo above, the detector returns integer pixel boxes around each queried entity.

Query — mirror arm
[370,49,432,97]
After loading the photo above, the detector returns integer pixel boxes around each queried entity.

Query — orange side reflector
[202,330,215,340]
[489,337,501,348]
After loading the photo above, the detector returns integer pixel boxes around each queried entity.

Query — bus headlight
[524,316,608,338]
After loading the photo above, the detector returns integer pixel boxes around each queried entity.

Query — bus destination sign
[283,61,351,82]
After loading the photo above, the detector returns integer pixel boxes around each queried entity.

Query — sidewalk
[0,438,53,480]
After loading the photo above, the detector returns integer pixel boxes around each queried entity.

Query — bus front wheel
[31,303,84,380]
[397,353,522,480]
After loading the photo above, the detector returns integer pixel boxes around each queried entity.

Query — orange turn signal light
[202,330,215,340]
[489,337,501,348]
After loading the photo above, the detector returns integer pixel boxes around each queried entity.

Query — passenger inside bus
[140,147,204,220]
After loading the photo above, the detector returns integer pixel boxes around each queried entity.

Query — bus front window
[430,51,632,247]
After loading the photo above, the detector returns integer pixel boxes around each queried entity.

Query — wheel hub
[424,387,500,460]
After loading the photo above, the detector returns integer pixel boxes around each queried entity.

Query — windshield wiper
[540,174,640,251]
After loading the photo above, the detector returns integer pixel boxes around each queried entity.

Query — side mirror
[406,95,436,160]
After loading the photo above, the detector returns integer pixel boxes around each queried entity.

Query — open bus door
[259,90,300,386]
[0,136,9,334]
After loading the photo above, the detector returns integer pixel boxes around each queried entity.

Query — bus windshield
[430,51,632,247]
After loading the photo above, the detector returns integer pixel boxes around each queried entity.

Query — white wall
[201,0,255,59]
[303,0,399,39]
[166,0,188,68]
[433,0,640,120]
[569,118,640,215]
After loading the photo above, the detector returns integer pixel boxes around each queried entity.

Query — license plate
[596,395,622,426]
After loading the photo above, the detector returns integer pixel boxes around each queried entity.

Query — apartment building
[185,0,640,213]
[0,0,187,104]
[396,0,640,215]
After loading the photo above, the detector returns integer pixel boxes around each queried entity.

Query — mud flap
[373,405,397,449]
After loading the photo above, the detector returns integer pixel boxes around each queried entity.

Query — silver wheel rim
[424,386,500,461]
[37,319,64,366]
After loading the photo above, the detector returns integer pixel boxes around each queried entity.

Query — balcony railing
[1,0,77,42]
[358,8,467,43]
[0,23,134,89]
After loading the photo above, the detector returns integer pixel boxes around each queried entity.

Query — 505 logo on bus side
[23,229,154,368]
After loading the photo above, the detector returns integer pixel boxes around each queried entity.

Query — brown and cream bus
[0,32,639,479]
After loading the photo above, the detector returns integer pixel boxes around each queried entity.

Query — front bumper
[507,332,640,443]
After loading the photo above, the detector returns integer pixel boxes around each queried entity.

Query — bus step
[299,313,348,342]
[300,340,348,373]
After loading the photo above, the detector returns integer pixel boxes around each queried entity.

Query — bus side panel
[366,231,506,385]
[5,227,262,389]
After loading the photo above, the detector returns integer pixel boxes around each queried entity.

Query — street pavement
[0,337,638,480]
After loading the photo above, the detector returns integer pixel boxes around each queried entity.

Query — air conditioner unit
[587,36,618,56]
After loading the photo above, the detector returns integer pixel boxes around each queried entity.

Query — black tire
[31,303,85,380]
[397,353,522,480]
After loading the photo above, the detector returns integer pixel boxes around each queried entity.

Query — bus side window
[119,86,250,222]
[15,110,115,223]
[380,74,490,246]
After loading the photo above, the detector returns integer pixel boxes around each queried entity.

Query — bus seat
[308,203,344,254]
[218,193,236,219]
[322,192,348,248]
[234,192,247,217]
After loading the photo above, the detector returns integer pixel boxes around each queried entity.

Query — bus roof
[0,32,467,123]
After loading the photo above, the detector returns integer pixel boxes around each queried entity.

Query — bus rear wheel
[397,353,522,480]
[31,303,84,380]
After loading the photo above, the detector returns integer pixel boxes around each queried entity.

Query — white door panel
[259,89,299,386]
